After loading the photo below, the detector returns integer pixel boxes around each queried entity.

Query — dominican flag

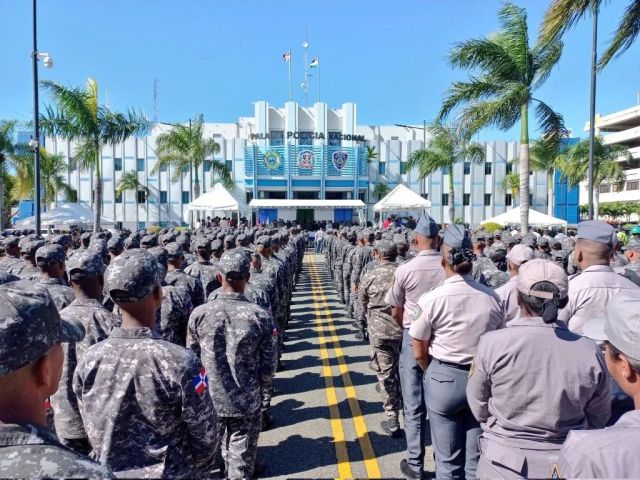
[310,57,319,68]
[282,51,291,62]
[192,368,208,395]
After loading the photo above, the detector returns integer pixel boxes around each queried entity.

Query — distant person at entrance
[315,228,324,253]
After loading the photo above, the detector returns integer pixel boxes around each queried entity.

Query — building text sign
[250,131,365,142]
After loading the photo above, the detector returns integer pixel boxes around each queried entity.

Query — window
[270,131,284,146]
[182,164,190,174]
[599,184,611,193]
[160,191,167,203]
[442,193,449,205]
[463,193,471,206]
[328,132,341,147]
[67,188,78,203]
[400,162,409,174]
[114,158,122,171]
[505,193,512,206]
[225,160,233,172]
[204,160,212,171]
[485,163,492,175]
[159,163,168,173]
[136,190,146,204]
[463,162,471,175]
[529,193,534,205]
[298,131,313,146]
[136,158,145,172]
[378,162,386,175]
[359,191,366,202]
[627,180,639,191]
[484,193,491,206]
[391,136,399,141]
[69,157,77,172]
[421,193,429,200]
[115,191,122,203]
[182,191,190,203]
[442,166,450,175]
[506,163,513,175]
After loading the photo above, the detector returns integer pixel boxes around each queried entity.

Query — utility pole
[153,78,158,123]
[32,0,41,236]
[587,5,599,220]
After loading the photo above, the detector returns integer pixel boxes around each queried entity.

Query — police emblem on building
[298,150,315,170]
[263,150,281,170]
[332,151,348,171]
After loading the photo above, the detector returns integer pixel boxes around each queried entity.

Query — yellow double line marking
[308,254,381,479]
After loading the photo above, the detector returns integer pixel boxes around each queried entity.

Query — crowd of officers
[324,215,640,479]
[0,225,306,478]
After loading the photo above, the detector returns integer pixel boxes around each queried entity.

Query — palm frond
[448,38,518,80]
[496,3,531,78]
[437,76,503,121]
[533,100,568,152]
[73,138,99,172]
[539,0,595,45]
[115,170,143,196]
[599,0,640,68]
[531,39,563,88]
[99,107,150,145]
[459,84,528,132]
[462,142,486,165]
[41,80,97,134]
[530,139,560,174]
[209,160,234,190]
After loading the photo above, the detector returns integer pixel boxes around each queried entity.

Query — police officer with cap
[0,282,112,478]
[495,244,534,325]
[35,244,75,311]
[558,220,639,334]
[467,259,610,478]
[410,225,504,479]
[385,212,445,478]
[0,236,22,273]
[559,289,640,478]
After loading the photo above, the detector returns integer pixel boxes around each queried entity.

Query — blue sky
[1,0,638,141]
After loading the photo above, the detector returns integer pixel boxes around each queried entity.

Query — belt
[434,358,471,371]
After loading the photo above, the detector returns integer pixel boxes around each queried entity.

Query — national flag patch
[192,368,208,395]
[272,328,279,338]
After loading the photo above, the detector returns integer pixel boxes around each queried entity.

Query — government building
[45,100,556,228]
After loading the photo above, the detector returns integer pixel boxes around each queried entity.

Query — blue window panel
[136,158,145,171]
[114,158,122,171]
[378,162,386,175]
[258,209,277,224]
[226,160,233,172]
[257,179,287,187]
[160,191,168,203]
[102,156,112,160]
[244,179,254,186]
[182,191,190,203]
[147,177,158,183]
[358,180,369,188]
[334,208,353,223]
[204,160,212,171]
[291,179,321,188]
[325,180,354,188]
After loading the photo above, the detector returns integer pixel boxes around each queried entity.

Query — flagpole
[288,49,292,101]
[317,56,320,103]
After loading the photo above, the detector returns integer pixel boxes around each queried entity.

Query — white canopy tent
[373,184,432,212]
[481,207,567,228]
[15,202,114,229]
[185,183,248,223]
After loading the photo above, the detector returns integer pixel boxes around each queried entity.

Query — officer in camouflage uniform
[394,234,409,263]
[248,252,277,319]
[257,236,285,346]
[622,236,640,286]
[74,249,218,477]
[12,238,44,280]
[534,236,552,260]
[107,235,124,262]
[359,240,403,436]
[332,231,347,301]
[177,235,197,267]
[184,237,222,297]
[51,249,120,454]
[342,232,358,313]
[188,250,277,479]
[352,230,375,340]
[35,244,75,311]
[0,281,113,478]
[471,234,494,286]
[165,242,206,308]
[0,236,22,273]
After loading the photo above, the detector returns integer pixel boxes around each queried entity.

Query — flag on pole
[310,57,319,68]
[283,51,291,62]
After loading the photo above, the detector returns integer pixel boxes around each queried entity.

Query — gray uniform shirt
[467,317,611,448]
[494,276,520,326]
[558,265,639,334]
[384,250,445,328]
[559,410,640,479]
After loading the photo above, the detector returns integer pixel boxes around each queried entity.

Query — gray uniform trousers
[370,335,402,417]
[476,437,561,479]
[425,359,481,480]
[399,329,428,472]
[217,413,261,480]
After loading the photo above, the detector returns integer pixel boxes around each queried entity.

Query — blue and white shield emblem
[332,151,349,171]
[298,150,315,170]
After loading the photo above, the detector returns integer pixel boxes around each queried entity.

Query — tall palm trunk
[193,167,200,222]
[594,188,600,219]
[0,162,4,229]
[121,189,126,229]
[448,165,455,224]
[93,147,102,232]
[547,171,554,216]
[135,189,140,229]
[519,105,530,234]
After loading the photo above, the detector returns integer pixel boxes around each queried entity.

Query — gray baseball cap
[414,213,440,237]
[21,239,45,257]
[443,225,471,250]
[517,259,568,300]
[577,220,616,246]
[507,244,534,267]
[583,289,640,362]
[35,244,66,266]
[107,235,125,252]
[0,281,84,376]
[218,249,250,278]
[105,249,162,303]
[66,249,106,278]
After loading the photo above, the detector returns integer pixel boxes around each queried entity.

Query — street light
[31,0,53,236]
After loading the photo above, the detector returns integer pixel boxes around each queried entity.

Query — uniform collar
[417,249,440,256]
[38,277,66,286]
[444,274,470,284]
[109,327,159,339]
[0,422,56,446]
[507,316,568,330]
[616,409,640,427]
[71,297,105,308]
[215,291,248,301]
[583,265,614,273]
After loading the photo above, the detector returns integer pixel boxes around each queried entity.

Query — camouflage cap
[148,247,169,280]
[80,232,93,243]
[159,232,177,245]
[623,236,640,252]
[124,234,140,250]
[0,281,84,376]
[375,240,397,258]
[2,236,19,248]
[21,239,45,257]
[66,249,106,278]
[224,234,236,246]
[211,239,224,252]
[140,234,158,248]
[35,244,66,266]
[256,235,272,248]
[175,235,189,248]
[48,234,72,248]
[107,235,125,252]
[165,242,184,259]
[194,236,212,250]
[218,249,250,278]
[105,249,162,303]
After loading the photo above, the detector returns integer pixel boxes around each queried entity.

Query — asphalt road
[258,253,435,479]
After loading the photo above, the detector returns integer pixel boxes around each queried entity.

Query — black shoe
[400,459,422,479]
[261,412,274,431]
[381,416,401,437]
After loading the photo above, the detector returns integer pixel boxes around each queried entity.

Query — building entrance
[296,208,314,227]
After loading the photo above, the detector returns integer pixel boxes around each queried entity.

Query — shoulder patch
[192,368,208,395]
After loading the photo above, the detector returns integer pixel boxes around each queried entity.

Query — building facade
[44,100,551,228]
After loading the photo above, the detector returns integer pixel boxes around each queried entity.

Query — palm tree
[406,122,484,224]
[153,114,232,223]
[40,78,150,232]
[372,182,390,200]
[0,120,20,228]
[366,145,378,203]
[116,169,148,229]
[437,2,567,233]
[501,172,521,208]
[530,139,561,216]
[557,136,630,219]
[540,0,640,68]
[12,148,73,209]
